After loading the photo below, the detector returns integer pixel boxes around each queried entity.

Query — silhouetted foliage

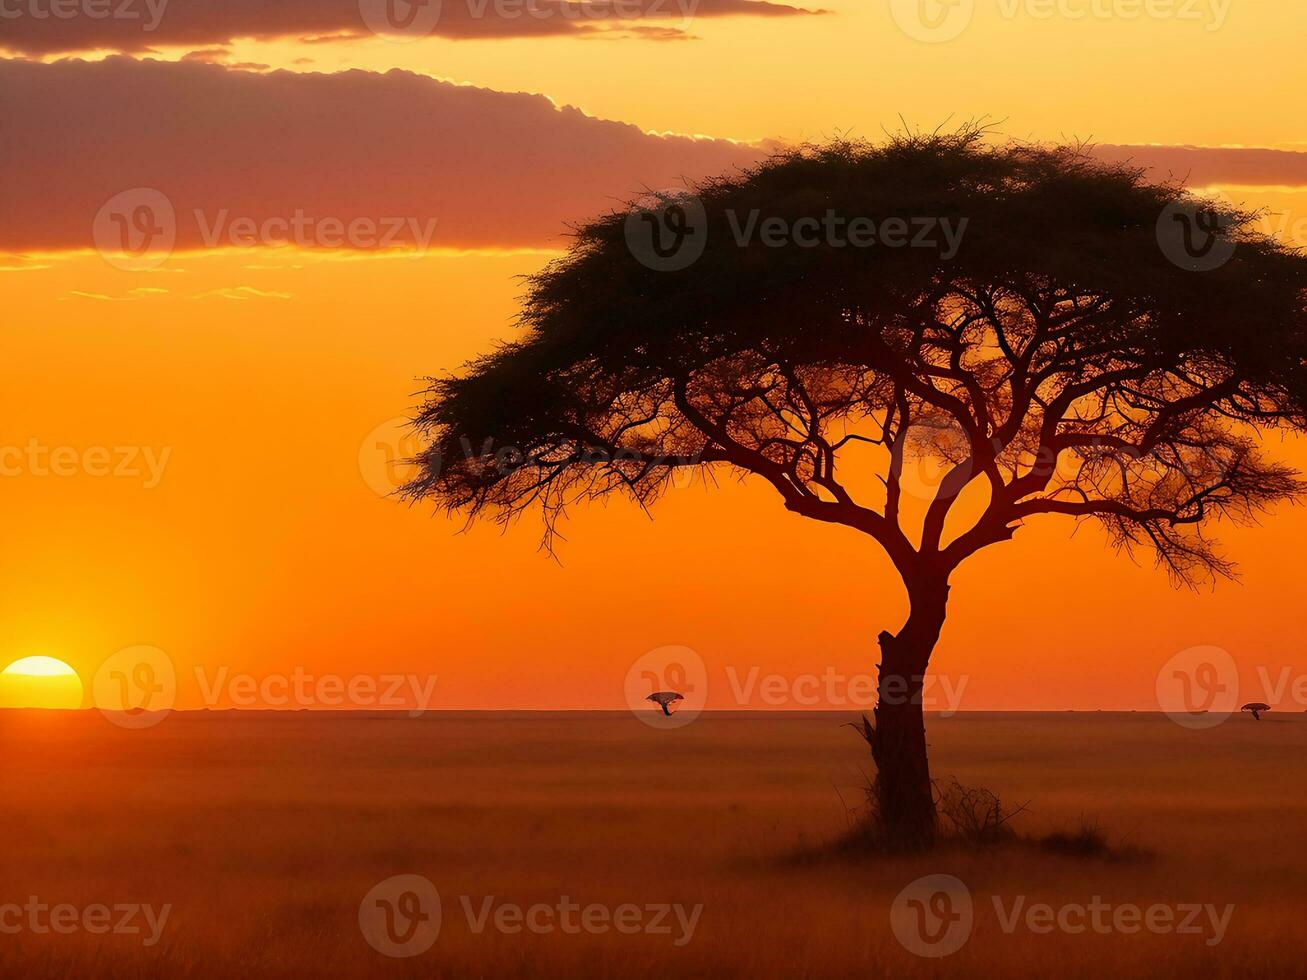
[1039,822,1113,858]
[935,776,1026,846]
[405,130,1307,847]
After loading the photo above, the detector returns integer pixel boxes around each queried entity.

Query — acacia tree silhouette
[404,133,1307,849]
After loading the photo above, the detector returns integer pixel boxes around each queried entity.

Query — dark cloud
[5,57,1303,256]
[0,56,761,252]
[1093,144,1307,187]
[0,0,826,57]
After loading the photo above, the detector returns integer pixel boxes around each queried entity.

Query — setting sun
[0,656,85,709]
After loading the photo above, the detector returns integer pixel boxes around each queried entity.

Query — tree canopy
[404,132,1307,587]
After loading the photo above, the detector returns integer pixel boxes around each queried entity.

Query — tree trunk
[867,577,950,850]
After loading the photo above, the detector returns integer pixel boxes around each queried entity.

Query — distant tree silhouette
[404,132,1307,849]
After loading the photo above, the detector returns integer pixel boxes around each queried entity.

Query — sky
[3,0,1307,712]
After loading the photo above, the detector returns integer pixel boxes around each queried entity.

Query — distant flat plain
[2,710,1303,977]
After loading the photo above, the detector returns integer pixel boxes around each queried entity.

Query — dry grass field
[2,710,1304,977]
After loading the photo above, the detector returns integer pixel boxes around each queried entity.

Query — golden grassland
[1,710,1304,977]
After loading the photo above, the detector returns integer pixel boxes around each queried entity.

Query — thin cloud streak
[0,0,826,56]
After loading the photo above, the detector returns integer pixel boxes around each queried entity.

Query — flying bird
[645,691,684,716]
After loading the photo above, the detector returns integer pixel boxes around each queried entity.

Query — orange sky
[4,0,1307,711]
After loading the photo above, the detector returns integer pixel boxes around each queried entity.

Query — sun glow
[4,656,77,677]
[0,656,84,709]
